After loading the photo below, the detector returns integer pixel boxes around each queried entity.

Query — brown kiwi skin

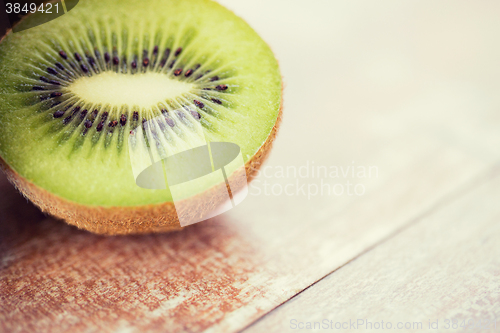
[0,100,282,235]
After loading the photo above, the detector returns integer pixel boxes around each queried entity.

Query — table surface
[2,1,500,332]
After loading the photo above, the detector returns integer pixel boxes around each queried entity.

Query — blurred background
[219,0,500,241]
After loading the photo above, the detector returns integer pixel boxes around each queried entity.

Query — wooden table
[1,0,500,332]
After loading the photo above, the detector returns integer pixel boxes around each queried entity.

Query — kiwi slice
[0,0,282,234]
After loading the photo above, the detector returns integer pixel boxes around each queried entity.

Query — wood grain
[0,134,491,333]
[245,167,500,333]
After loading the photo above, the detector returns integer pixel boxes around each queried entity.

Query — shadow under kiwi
[0,170,257,266]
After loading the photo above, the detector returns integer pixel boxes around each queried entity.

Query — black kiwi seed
[133,111,139,121]
[88,56,96,66]
[195,74,203,80]
[210,76,219,82]
[211,98,222,105]
[109,120,118,127]
[96,121,104,132]
[80,109,88,119]
[143,58,149,67]
[184,69,193,77]
[91,110,98,118]
[102,112,108,120]
[169,60,176,69]
[174,68,182,76]
[175,47,182,56]
[81,64,89,73]
[166,118,175,127]
[153,46,158,55]
[56,62,65,70]
[74,52,82,62]
[59,50,67,59]
[193,100,204,109]
[50,80,61,85]
[131,59,137,69]
[53,110,65,118]
[113,56,119,65]
[63,116,73,125]
[40,76,50,83]
[84,119,92,128]
[94,49,100,59]
[51,92,63,98]
[104,52,110,63]
[159,59,167,68]
[47,67,58,75]
[216,84,228,91]
[190,110,201,120]
[120,114,127,126]
[32,86,44,91]
[64,106,80,122]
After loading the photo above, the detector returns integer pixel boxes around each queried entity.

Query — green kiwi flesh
[0,0,282,215]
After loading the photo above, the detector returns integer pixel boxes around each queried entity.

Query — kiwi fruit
[0,0,282,234]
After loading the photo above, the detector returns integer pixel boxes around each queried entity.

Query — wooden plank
[245,167,500,333]
[0,135,490,333]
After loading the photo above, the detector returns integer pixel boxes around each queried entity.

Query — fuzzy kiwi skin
[0,105,282,235]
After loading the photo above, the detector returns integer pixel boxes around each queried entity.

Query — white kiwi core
[68,72,195,108]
